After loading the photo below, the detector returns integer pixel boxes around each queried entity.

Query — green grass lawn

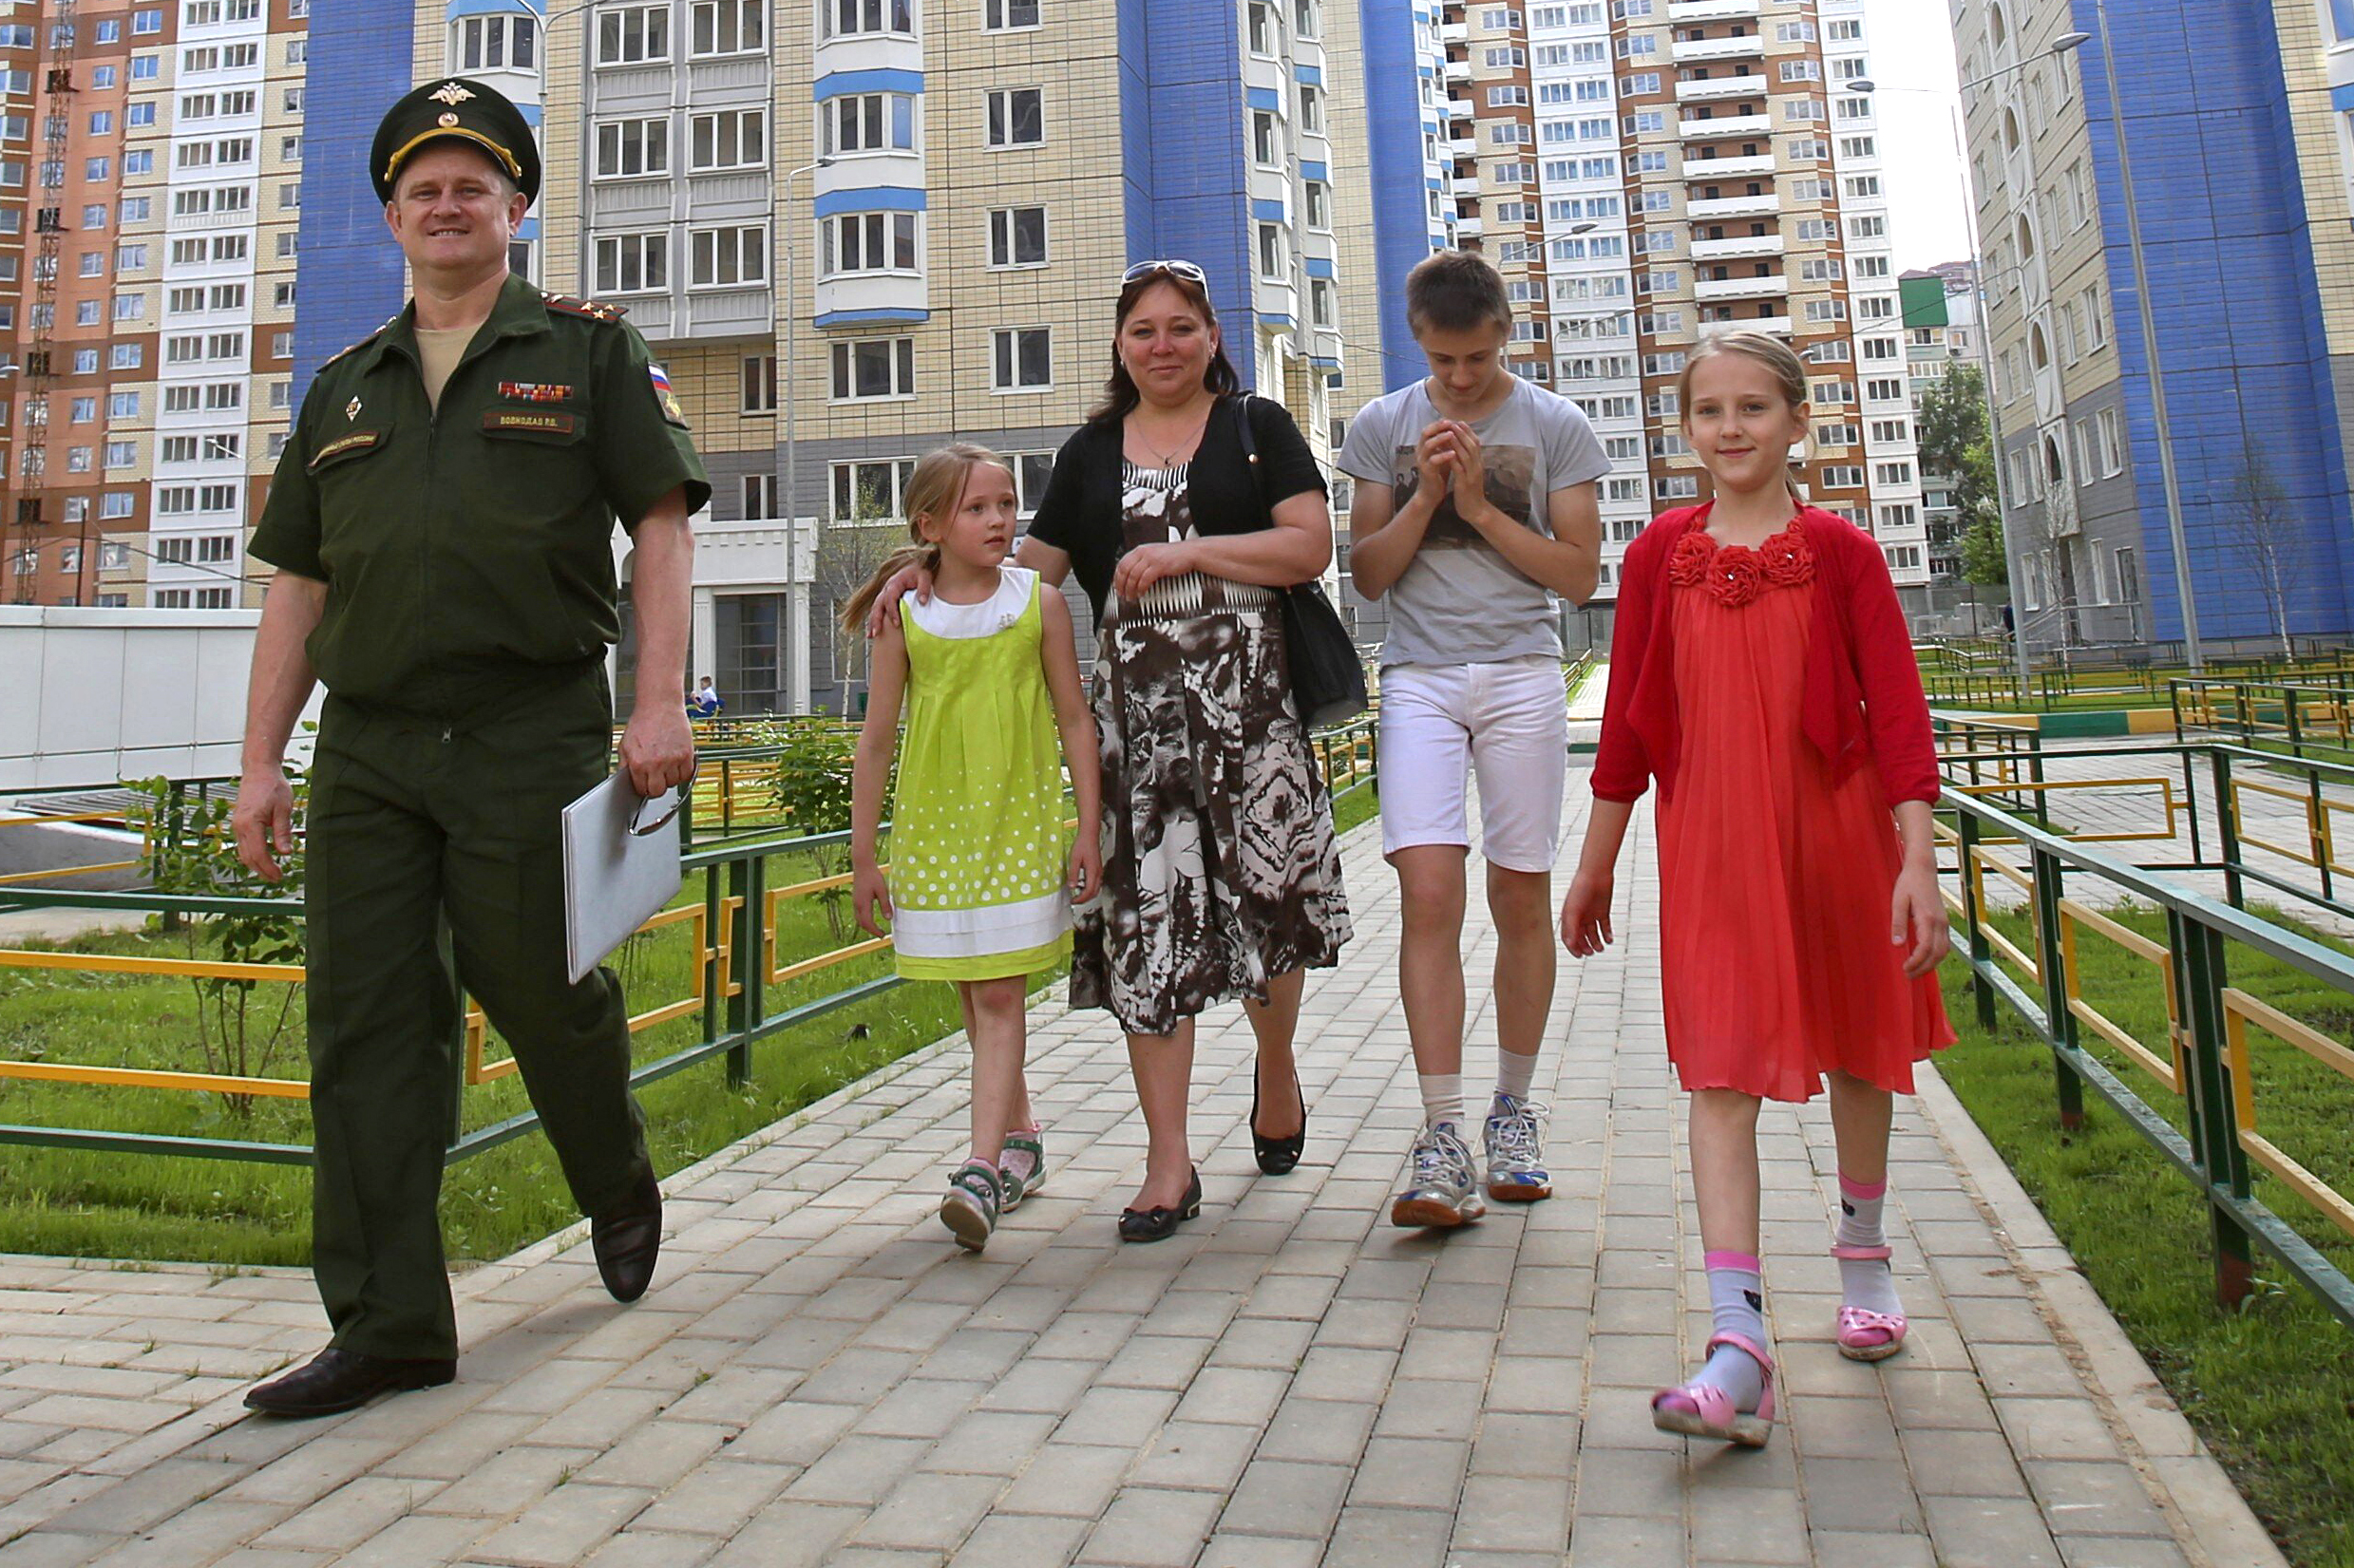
[1940,902,2354,1568]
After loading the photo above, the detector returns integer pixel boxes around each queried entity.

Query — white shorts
[1378,656,1569,873]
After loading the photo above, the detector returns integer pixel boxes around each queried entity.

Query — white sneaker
[1390,1122,1486,1228]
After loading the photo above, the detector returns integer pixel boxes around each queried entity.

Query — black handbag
[1231,394,1369,729]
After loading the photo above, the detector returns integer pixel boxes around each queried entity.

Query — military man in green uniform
[232,77,710,1418]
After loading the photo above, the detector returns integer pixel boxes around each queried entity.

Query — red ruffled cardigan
[1592,503,1942,807]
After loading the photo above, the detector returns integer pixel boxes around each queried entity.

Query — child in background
[847,444,1102,1253]
[1558,331,1954,1446]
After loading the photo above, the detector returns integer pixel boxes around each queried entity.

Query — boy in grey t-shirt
[1338,250,1607,1230]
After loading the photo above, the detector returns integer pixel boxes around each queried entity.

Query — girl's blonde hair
[1676,331,1810,500]
[838,443,1013,632]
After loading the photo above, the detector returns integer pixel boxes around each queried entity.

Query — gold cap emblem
[427,82,475,106]
[437,111,459,127]
[345,397,362,422]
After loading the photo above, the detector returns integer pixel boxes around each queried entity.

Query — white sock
[1417,1072,1465,1128]
[1836,1175,1905,1317]
[1494,1049,1539,1103]
[1693,1253,1766,1410]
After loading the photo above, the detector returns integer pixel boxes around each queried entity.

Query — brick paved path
[0,769,2280,1567]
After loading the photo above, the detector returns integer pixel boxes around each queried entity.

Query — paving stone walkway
[0,768,2284,1567]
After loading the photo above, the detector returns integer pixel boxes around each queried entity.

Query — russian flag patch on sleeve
[648,363,688,427]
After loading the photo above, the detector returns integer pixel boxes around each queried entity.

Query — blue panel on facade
[2335,82,2354,112]
[814,186,927,217]
[1129,0,1258,385]
[815,309,931,327]
[1304,255,1335,278]
[1246,85,1281,111]
[294,0,416,411]
[2073,0,2354,642]
[444,0,530,16]
[1362,0,1437,391]
[1300,160,1328,181]
[813,67,924,99]
[1295,64,1322,85]
[1251,198,1286,221]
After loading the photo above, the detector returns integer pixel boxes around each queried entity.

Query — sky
[1862,0,1974,274]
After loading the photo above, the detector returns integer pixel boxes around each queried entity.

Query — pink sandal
[1832,1243,1908,1362]
[1651,1332,1775,1447]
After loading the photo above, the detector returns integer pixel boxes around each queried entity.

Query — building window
[1310,277,1336,329]
[595,116,671,179]
[1247,0,1275,54]
[831,457,919,523]
[451,13,536,71]
[690,0,763,54]
[596,232,669,293]
[985,0,1040,28]
[691,224,768,287]
[823,94,912,156]
[824,0,914,36]
[831,337,917,400]
[992,328,1051,391]
[987,87,1043,147]
[1013,451,1054,515]
[1253,109,1281,166]
[1304,180,1330,230]
[742,353,777,413]
[822,211,918,274]
[742,472,779,519]
[595,3,671,65]
[691,107,768,170]
[1298,83,1324,135]
[1257,222,1285,279]
[987,205,1047,268]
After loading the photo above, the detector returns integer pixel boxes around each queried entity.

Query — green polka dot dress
[889,565,1073,981]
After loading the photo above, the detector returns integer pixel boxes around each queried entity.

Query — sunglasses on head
[1122,258,1208,287]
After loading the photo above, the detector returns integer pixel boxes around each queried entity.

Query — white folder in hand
[561,772,685,985]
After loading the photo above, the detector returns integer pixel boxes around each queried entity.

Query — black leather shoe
[1250,1069,1307,1176]
[592,1168,663,1302]
[244,1348,454,1418]
[1118,1167,1203,1243]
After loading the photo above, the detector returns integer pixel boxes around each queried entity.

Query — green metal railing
[1944,784,2354,1326]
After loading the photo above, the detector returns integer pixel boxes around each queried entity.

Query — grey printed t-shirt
[1337,376,1611,668]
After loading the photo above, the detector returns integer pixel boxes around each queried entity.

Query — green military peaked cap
[370,75,541,205]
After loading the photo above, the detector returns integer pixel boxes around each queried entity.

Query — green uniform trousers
[304,674,651,1361]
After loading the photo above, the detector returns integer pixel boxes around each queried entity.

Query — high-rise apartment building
[1379,0,1928,635]
[0,0,308,613]
[1950,0,2354,650]
[285,0,1396,710]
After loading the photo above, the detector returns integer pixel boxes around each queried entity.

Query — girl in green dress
[847,445,1103,1252]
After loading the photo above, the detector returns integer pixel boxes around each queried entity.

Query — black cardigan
[1026,393,1328,626]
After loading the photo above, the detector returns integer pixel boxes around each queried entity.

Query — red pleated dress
[1655,522,1954,1102]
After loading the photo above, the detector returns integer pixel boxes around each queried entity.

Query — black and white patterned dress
[1071,461,1353,1036]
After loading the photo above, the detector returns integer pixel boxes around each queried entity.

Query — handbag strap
[1229,392,1272,528]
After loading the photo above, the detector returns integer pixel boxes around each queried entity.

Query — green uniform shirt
[250,273,712,723]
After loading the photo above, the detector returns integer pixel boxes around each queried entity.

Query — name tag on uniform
[308,429,383,471]
[497,381,574,403]
[483,409,578,436]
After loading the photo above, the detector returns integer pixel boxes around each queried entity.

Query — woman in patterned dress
[868,263,1353,1239]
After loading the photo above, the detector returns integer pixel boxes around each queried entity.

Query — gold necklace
[1131,405,1211,469]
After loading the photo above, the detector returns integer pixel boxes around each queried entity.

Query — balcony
[1445,96,1473,120]
[1669,0,1760,17]
[1443,58,1471,83]
[1675,73,1768,103]
[1446,136,1476,159]
[1679,112,1771,140]
[1454,216,1485,238]
[1694,274,1789,301]
[1682,152,1775,179]
[1699,313,1792,336]
[1671,33,1765,63]
[1439,21,1467,42]
[1691,233,1783,260]
[1687,192,1779,219]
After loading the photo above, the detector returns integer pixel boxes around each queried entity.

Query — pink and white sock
[1835,1173,1904,1318]
[1687,1252,1766,1410]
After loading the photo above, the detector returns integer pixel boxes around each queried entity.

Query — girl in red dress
[1559,331,1953,1447]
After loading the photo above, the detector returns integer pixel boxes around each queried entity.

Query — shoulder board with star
[541,291,630,324]
[319,313,400,369]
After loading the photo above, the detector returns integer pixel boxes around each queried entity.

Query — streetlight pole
[783,158,829,713]
[2092,0,2199,671]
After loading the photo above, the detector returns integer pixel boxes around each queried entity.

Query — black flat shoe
[1118,1167,1203,1243]
[592,1167,663,1303]
[1250,1069,1307,1176]
[244,1348,455,1418]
